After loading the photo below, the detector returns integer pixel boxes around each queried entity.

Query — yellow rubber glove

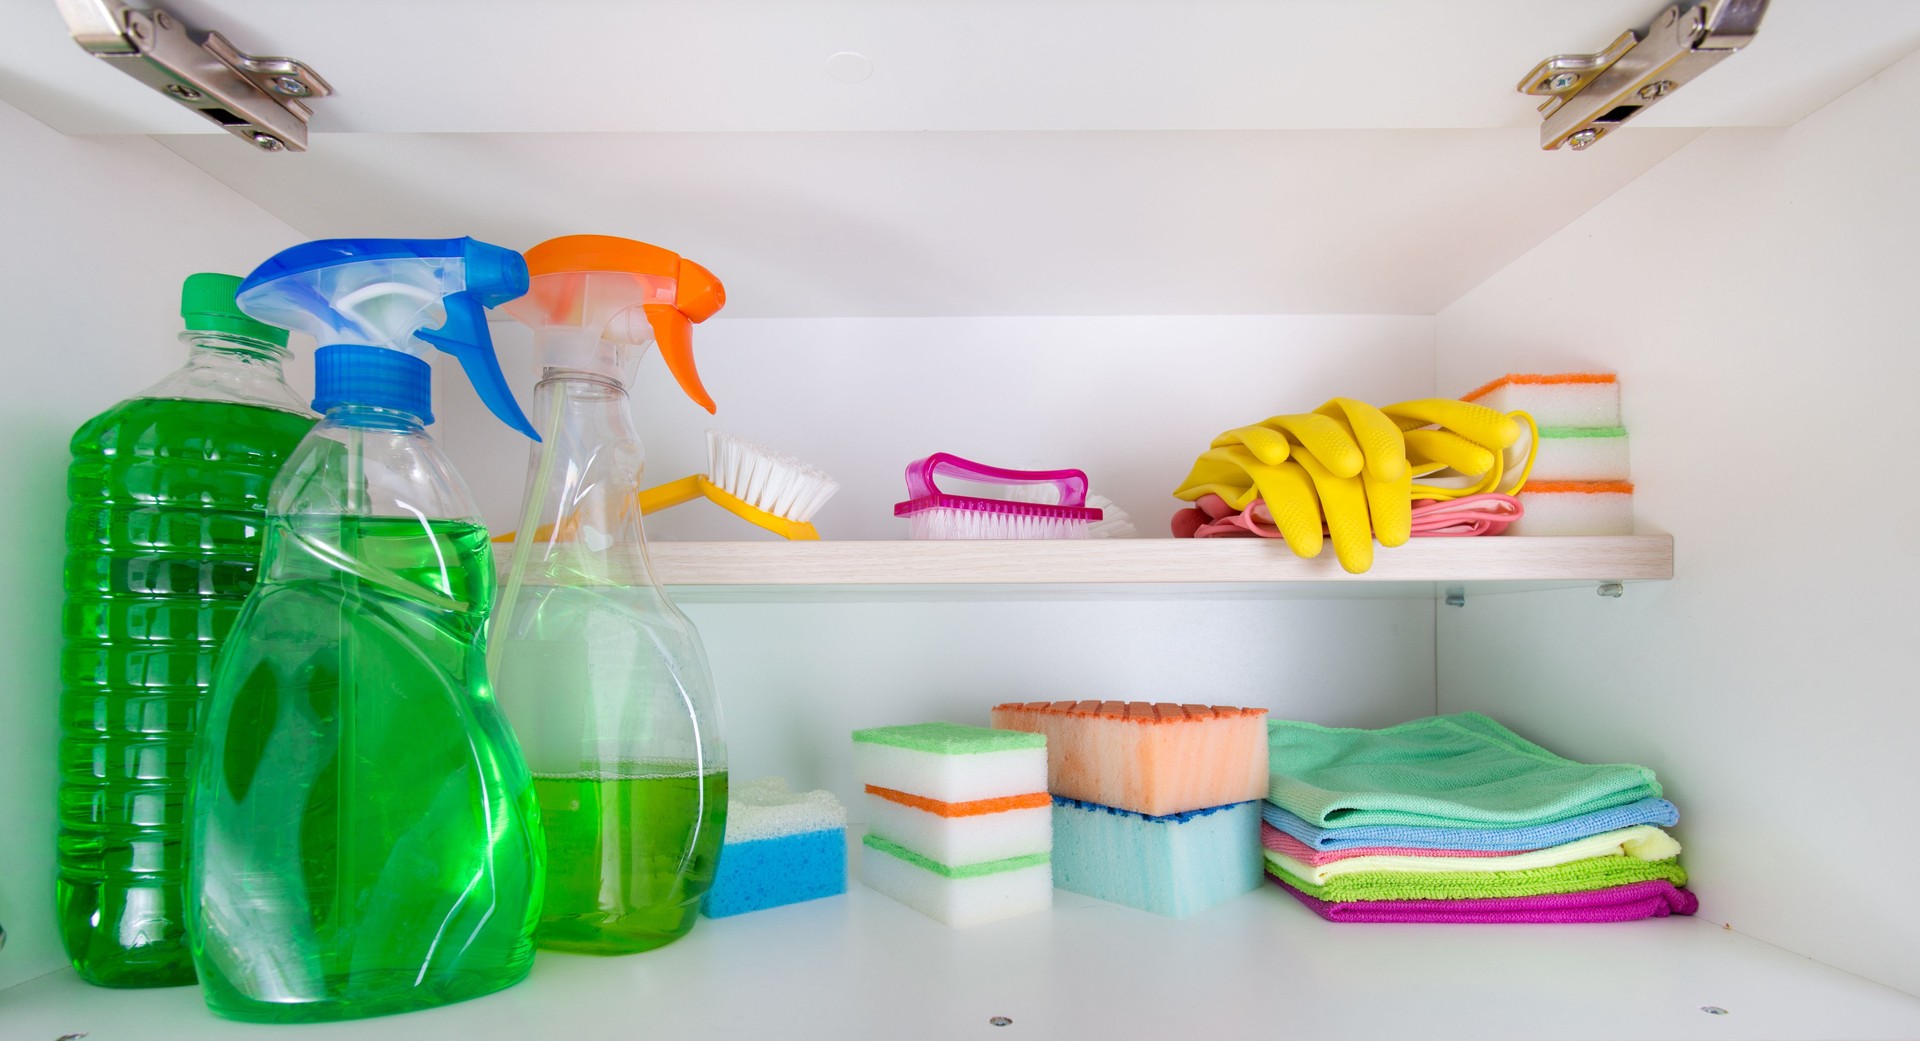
[1311,398,1410,549]
[1383,399,1526,500]
[1290,448,1375,573]
[1210,412,1363,475]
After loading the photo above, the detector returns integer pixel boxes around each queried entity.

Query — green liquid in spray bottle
[188,237,547,1022]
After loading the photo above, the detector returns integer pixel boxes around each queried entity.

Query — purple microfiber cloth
[1270,873,1698,923]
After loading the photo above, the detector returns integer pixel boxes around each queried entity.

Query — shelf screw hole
[990,1016,1013,1027]
[1700,1006,1729,1016]
[55,1033,89,1040]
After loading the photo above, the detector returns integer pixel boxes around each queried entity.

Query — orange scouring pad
[989,701,1269,817]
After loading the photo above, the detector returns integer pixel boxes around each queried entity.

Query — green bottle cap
[180,272,289,347]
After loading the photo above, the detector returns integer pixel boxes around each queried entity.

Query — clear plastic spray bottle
[491,235,728,954]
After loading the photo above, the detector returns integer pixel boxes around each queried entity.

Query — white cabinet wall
[1,2,1917,1037]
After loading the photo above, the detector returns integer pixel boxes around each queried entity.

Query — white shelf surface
[4,869,1917,1041]
[648,535,1673,601]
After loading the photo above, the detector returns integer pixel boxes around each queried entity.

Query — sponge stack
[992,701,1268,918]
[701,778,847,919]
[852,723,1052,927]
[1464,373,1633,535]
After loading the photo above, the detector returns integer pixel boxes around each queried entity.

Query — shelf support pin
[1444,588,1466,608]
[1597,582,1625,598]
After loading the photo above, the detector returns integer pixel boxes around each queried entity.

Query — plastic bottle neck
[184,330,292,368]
[316,402,427,433]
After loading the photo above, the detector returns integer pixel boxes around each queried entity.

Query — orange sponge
[989,701,1268,816]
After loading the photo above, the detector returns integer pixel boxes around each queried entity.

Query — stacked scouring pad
[1463,372,1633,535]
[992,701,1268,918]
[852,722,1051,927]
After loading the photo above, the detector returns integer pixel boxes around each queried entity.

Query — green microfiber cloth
[1264,850,1688,903]
[1268,713,1662,829]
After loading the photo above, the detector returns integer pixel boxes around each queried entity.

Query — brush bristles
[906,507,1093,540]
[706,430,841,523]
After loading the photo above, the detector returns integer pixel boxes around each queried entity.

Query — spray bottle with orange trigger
[487,235,736,952]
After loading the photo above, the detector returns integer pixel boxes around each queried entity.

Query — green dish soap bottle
[491,235,728,954]
[188,238,544,1023]
[60,273,314,988]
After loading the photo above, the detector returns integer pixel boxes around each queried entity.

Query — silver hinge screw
[1569,128,1602,150]
[165,83,202,101]
[1547,72,1579,91]
[1597,582,1625,598]
[250,132,286,152]
[270,76,312,98]
[1638,80,1675,99]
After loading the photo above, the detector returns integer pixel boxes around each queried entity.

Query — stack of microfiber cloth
[1464,372,1633,535]
[1262,713,1695,923]
[993,700,1269,918]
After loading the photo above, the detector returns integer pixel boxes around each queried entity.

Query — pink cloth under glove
[1172,492,1522,539]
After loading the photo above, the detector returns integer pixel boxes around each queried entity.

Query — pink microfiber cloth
[1263,823,1517,865]
[1270,874,1698,924]
[1173,492,1521,539]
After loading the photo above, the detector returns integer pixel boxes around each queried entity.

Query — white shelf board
[646,536,1672,601]
[4,865,1917,1041]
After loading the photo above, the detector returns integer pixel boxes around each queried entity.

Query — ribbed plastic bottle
[59,273,314,988]
[492,235,728,953]
[187,238,544,1023]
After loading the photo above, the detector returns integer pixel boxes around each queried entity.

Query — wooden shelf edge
[646,535,1674,586]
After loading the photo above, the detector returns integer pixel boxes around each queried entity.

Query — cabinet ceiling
[8,0,1917,134]
[8,0,1915,316]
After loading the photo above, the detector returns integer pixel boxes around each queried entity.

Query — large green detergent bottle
[59,274,314,988]
[188,238,545,1023]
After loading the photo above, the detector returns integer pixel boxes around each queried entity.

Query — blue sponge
[1051,796,1263,918]
[703,828,847,918]
[701,778,848,918]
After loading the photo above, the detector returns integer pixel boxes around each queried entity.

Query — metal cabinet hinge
[55,0,331,152]
[1517,0,1769,151]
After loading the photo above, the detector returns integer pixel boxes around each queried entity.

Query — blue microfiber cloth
[1268,713,1663,829]
[1052,797,1262,918]
[1261,797,1680,852]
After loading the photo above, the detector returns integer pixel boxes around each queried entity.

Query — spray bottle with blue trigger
[188,237,546,1023]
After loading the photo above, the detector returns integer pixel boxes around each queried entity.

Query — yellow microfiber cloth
[1264,851,1688,903]
[1265,825,1680,886]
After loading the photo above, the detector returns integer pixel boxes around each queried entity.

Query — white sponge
[859,835,1052,927]
[851,723,1047,803]
[864,792,1051,867]
[1510,483,1634,536]
[1529,428,1631,482]
[1465,373,1620,428]
[726,777,847,843]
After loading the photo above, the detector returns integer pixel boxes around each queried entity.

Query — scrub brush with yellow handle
[637,430,840,540]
